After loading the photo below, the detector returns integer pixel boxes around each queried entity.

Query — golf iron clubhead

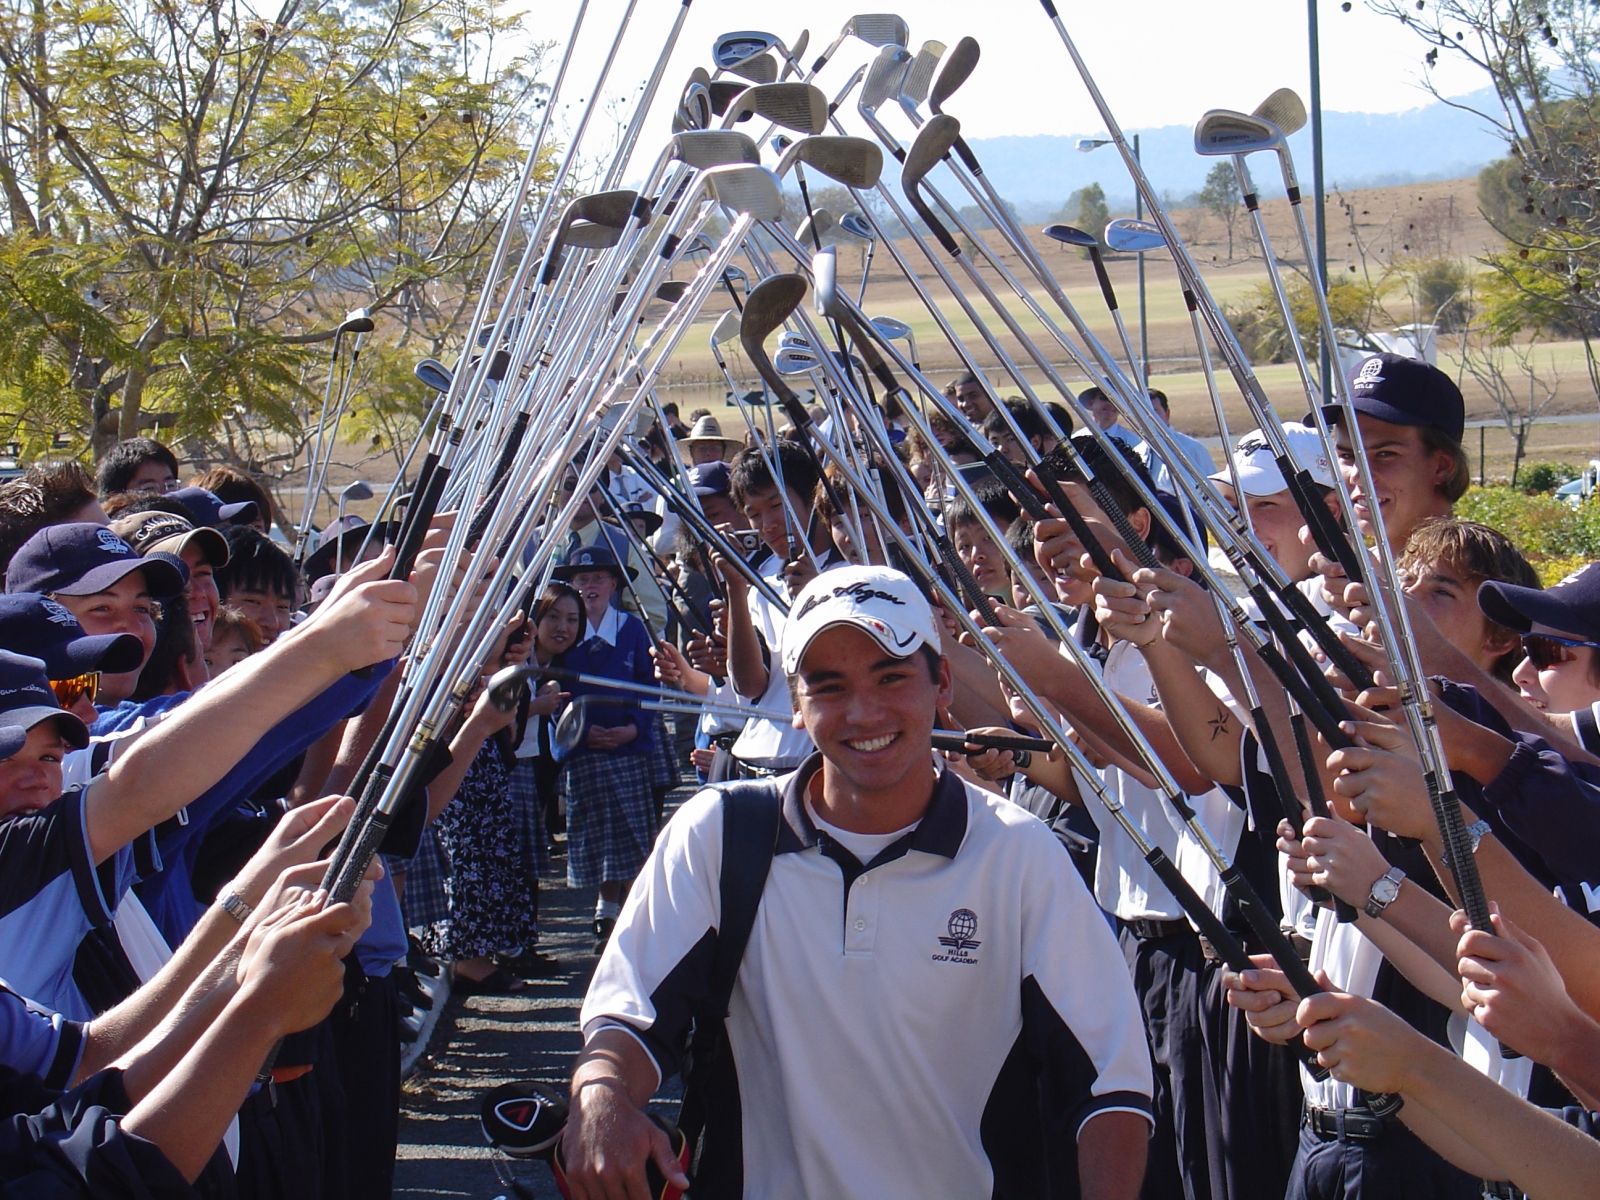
[710,308,742,346]
[1042,223,1098,250]
[838,211,876,241]
[720,82,829,135]
[727,51,778,84]
[860,44,913,114]
[1253,87,1307,136]
[899,40,946,113]
[1104,218,1165,254]
[707,164,786,221]
[929,36,978,115]
[740,273,810,412]
[713,30,781,68]
[774,136,884,189]
[796,206,834,246]
[1193,108,1285,156]
[414,358,452,393]
[672,130,761,169]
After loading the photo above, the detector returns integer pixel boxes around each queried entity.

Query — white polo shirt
[582,756,1153,1200]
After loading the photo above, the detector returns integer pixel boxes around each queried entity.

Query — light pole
[1078,134,1148,381]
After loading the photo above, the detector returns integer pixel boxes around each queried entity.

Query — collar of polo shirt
[776,752,968,859]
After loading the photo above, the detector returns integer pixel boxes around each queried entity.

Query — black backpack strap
[677,779,783,1149]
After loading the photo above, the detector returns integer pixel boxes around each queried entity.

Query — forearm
[1142,640,1243,787]
[1353,911,1463,1012]
[110,973,238,1102]
[572,1026,663,1109]
[1372,884,1462,979]
[724,599,768,700]
[1546,1008,1600,1105]
[1077,1110,1148,1200]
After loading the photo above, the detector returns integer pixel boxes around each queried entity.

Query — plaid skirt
[648,713,680,790]
[560,750,657,888]
[507,757,553,879]
[396,830,450,932]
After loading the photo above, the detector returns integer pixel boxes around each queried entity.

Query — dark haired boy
[95,439,180,501]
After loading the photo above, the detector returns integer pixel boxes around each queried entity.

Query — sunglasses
[50,672,100,707]
[1521,632,1600,671]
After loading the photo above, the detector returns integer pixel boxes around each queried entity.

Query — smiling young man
[567,565,1152,1200]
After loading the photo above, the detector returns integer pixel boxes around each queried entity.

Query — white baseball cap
[1207,422,1335,497]
[781,565,943,675]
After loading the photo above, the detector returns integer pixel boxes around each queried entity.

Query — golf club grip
[1246,586,1355,746]
[1088,480,1163,573]
[906,188,960,257]
[321,763,393,893]
[391,462,448,582]
[1427,774,1493,931]
[1142,847,1250,972]
[950,134,982,176]
[1219,865,1320,998]
[1286,464,1364,587]
[1286,709,1348,916]
[1251,639,1351,752]
[987,452,1051,522]
[1029,470,1126,583]
[329,809,392,905]
[932,731,1056,754]
[389,451,440,554]
[1087,249,1118,313]
[936,534,997,626]
[464,412,530,549]
[1274,581,1375,693]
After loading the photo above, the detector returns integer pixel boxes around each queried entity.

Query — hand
[235,893,371,1038]
[586,724,638,751]
[500,614,533,669]
[953,726,1019,782]
[1305,546,1353,621]
[526,679,570,717]
[1277,819,1320,901]
[1222,954,1306,1043]
[782,553,819,599]
[973,604,1057,692]
[708,526,750,597]
[466,681,518,736]
[1455,907,1595,1065]
[1141,562,1228,668]
[1324,712,1435,839]
[1024,476,1136,585]
[304,550,417,672]
[1297,985,1426,1095]
[1300,814,1393,909]
[560,1078,690,1200]
[229,795,355,910]
[1092,553,1159,649]
[689,746,716,772]
[242,855,381,975]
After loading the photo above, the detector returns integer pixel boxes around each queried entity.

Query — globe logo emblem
[948,909,977,941]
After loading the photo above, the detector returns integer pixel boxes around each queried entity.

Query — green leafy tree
[1198,162,1241,262]
[0,0,552,498]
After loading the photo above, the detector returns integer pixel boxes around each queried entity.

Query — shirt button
[854,919,865,931]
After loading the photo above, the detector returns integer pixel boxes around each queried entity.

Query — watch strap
[217,890,253,924]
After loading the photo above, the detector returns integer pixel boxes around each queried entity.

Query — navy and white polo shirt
[582,755,1153,1200]
[0,980,81,1090]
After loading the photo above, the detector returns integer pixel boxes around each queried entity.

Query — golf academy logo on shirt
[933,908,981,964]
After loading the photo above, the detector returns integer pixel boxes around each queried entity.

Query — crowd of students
[1,345,1600,1199]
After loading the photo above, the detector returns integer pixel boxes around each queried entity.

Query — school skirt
[560,750,657,888]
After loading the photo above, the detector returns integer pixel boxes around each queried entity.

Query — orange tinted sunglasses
[50,672,100,707]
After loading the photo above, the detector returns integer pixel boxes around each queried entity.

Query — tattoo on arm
[1208,707,1232,741]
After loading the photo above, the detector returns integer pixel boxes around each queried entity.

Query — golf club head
[930,36,979,115]
[775,346,822,375]
[339,308,375,335]
[870,315,912,340]
[775,136,884,189]
[860,44,913,115]
[788,28,810,74]
[684,234,717,256]
[721,83,828,135]
[655,280,690,304]
[571,189,639,229]
[674,68,713,132]
[844,13,909,48]
[476,315,518,348]
[672,130,761,169]
[721,264,750,290]
[902,113,961,191]
[710,309,742,346]
[777,330,812,350]
[707,164,786,221]
[340,480,374,502]
[812,244,843,320]
[795,207,835,246]
[1253,87,1307,136]
[414,358,452,393]
[713,30,779,68]
[899,40,946,111]
[838,210,876,241]
[1103,217,1165,254]
[728,52,779,84]
[708,79,749,117]
[1043,223,1099,250]
[1194,109,1283,156]
[563,220,624,251]
[553,696,590,757]
[740,274,809,399]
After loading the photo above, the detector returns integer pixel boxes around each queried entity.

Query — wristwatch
[217,890,254,924]
[1443,819,1492,869]
[1363,866,1406,919]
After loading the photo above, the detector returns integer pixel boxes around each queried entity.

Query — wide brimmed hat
[553,541,637,582]
[682,415,743,459]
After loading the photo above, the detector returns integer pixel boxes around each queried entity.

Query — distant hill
[968,88,1508,220]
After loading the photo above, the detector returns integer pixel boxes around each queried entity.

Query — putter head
[707,164,786,221]
[859,44,912,115]
[839,210,876,241]
[655,280,690,304]
[1194,109,1283,156]
[1103,218,1165,254]
[1043,223,1099,250]
[740,274,809,400]
[899,40,946,112]
[844,13,909,48]
[713,30,779,68]
[414,358,452,393]
[708,79,748,117]
[672,130,761,169]
[710,308,742,346]
[1253,87,1307,137]
[795,208,836,245]
[728,52,778,84]
[339,308,375,335]
[930,36,979,115]
[775,136,884,188]
[901,113,961,192]
[721,82,828,135]
[870,315,912,340]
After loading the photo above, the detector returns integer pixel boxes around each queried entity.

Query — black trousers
[328,959,401,1200]
[234,1023,340,1200]
[1119,924,1211,1200]
[1287,1120,1482,1200]
[1199,958,1301,1200]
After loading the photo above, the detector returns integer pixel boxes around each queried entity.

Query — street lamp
[1079,134,1148,381]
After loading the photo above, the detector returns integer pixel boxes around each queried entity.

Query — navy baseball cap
[688,461,732,497]
[0,650,89,760]
[0,595,145,678]
[1321,353,1465,443]
[6,523,187,598]
[553,541,637,582]
[1479,562,1600,640]
[169,486,257,528]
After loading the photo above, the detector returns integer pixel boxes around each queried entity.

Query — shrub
[1518,461,1579,493]
[1456,485,1600,562]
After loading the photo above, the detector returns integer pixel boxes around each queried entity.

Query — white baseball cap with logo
[1207,421,1336,498]
[781,565,943,676]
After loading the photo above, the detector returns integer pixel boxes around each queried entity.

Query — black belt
[711,733,739,752]
[1304,1103,1400,1144]
[1121,917,1191,941]
[735,760,792,779]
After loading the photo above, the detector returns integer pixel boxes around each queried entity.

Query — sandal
[452,966,525,995]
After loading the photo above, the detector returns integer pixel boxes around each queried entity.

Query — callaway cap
[110,510,229,568]
[781,565,942,676]
[1478,561,1600,641]
[0,650,89,759]
[1208,422,1336,498]
[6,523,186,598]
[169,486,258,529]
[0,594,145,678]
[1322,352,1465,443]
[688,461,732,497]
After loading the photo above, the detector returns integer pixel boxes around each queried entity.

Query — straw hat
[682,415,743,460]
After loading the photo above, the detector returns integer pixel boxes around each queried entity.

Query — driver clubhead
[1253,87,1307,136]
[839,210,876,241]
[721,82,828,135]
[1103,218,1165,254]
[480,1081,567,1159]
[1194,109,1283,156]
[414,358,452,393]
[860,44,912,114]
[776,135,884,189]
[930,36,979,114]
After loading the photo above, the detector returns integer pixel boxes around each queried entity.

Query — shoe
[452,967,526,995]
[394,966,434,1011]
[593,916,615,956]
[406,940,443,977]
[496,950,560,977]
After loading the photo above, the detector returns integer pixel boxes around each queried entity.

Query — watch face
[1374,875,1400,904]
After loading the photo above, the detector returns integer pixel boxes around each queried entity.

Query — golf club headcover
[480,1081,568,1159]
[550,1110,689,1200]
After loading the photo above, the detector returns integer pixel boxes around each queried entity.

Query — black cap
[0,594,145,678]
[688,461,732,497]
[6,523,187,598]
[1479,562,1600,641]
[1322,353,1464,443]
[0,650,89,759]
